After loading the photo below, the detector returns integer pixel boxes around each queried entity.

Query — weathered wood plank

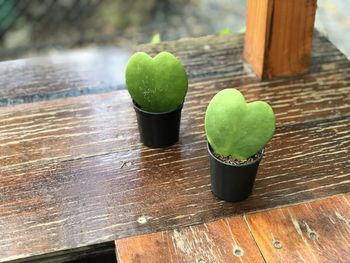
[0,32,347,106]
[116,194,350,263]
[0,242,116,263]
[137,31,347,80]
[246,194,350,263]
[1,65,350,168]
[0,33,349,262]
[0,47,131,106]
[115,216,264,263]
[0,93,349,262]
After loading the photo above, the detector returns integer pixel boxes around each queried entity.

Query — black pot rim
[207,142,264,168]
[132,100,184,115]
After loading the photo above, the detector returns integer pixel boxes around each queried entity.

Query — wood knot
[197,258,206,263]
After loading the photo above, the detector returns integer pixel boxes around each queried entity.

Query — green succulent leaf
[125,51,188,112]
[205,88,276,160]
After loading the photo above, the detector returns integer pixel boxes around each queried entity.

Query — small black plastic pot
[207,142,264,202]
[133,101,183,148]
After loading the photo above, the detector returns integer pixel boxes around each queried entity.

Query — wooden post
[244,0,317,79]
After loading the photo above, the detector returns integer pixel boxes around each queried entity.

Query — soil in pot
[213,150,263,166]
[208,143,264,202]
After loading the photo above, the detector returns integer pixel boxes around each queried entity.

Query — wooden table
[0,33,349,262]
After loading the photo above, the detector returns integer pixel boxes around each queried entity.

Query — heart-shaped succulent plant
[125,51,188,112]
[205,88,276,160]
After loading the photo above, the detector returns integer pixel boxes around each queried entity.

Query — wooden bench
[1,13,350,260]
[116,194,350,262]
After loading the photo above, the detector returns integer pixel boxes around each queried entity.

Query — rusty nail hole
[137,216,148,224]
[234,247,243,257]
[309,231,317,240]
[273,240,282,249]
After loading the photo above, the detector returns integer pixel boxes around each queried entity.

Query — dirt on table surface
[213,150,263,166]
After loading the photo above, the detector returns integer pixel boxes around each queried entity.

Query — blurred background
[0,0,349,61]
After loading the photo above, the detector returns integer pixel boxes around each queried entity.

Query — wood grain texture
[246,194,350,263]
[0,31,346,107]
[244,0,317,78]
[0,33,350,262]
[244,0,273,77]
[116,216,264,263]
[0,47,131,106]
[116,194,350,263]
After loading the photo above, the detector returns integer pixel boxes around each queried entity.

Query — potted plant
[125,51,188,148]
[205,88,276,202]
